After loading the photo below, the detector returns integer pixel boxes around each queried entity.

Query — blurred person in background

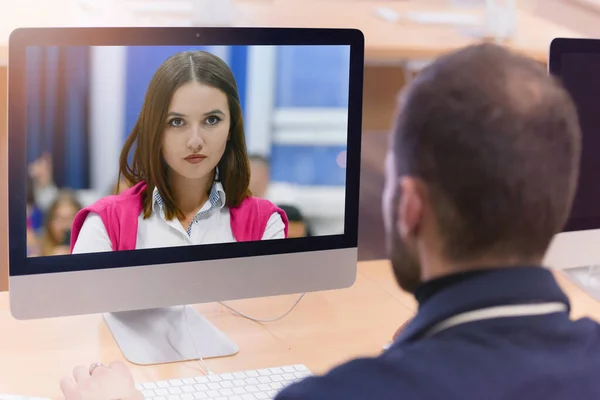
[41,190,82,256]
[249,154,270,198]
[278,204,312,238]
[28,152,59,212]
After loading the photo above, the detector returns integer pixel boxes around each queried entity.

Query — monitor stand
[103,306,239,365]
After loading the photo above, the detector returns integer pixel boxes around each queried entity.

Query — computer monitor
[544,38,600,275]
[7,27,364,365]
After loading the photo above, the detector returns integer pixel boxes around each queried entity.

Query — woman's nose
[187,130,204,151]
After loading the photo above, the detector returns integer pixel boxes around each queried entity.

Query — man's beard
[387,226,423,293]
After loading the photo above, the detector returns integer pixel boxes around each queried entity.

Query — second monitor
[8,27,365,365]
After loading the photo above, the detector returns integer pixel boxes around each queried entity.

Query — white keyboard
[136,364,312,400]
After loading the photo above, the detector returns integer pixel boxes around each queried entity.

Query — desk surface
[0,260,598,399]
[0,0,584,66]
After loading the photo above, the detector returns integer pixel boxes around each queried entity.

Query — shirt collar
[152,180,226,216]
[393,266,571,345]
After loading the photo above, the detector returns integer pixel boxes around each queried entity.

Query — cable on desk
[183,293,305,374]
[218,293,306,323]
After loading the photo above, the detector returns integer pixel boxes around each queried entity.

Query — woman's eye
[205,115,222,125]
[168,118,185,127]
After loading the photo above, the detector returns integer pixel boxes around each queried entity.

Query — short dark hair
[119,50,251,221]
[278,204,304,222]
[393,43,581,262]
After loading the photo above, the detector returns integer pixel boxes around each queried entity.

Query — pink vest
[70,181,288,252]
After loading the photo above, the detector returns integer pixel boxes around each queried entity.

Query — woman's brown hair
[118,51,251,221]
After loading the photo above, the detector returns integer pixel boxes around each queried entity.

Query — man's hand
[60,361,142,400]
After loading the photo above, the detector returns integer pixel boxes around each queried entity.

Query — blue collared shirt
[276,266,600,399]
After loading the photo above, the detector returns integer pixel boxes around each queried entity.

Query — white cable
[183,305,213,375]
[218,293,306,323]
[182,293,305,374]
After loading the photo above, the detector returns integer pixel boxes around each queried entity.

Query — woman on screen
[70,51,288,253]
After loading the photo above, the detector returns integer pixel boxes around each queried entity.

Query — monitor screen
[553,51,600,232]
[23,44,351,258]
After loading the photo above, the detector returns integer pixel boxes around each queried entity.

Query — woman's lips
[184,154,207,164]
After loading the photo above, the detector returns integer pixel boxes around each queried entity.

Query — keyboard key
[269,368,284,374]
[182,378,197,385]
[282,366,296,373]
[270,382,284,390]
[181,394,194,400]
[169,379,184,386]
[208,375,222,382]
[219,388,234,396]
[155,397,167,400]
[233,372,247,379]
[257,384,270,392]
[234,379,247,387]
[245,370,259,378]
[258,377,271,384]
[233,387,246,395]
[242,394,257,400]
[245,385,259,393]
[156,388,170,396]
[245,378,259,385]
[143,382,159,390]
[168,387,183,395]
[271,375,284,382]
[282,373,296,381]
[206,390,220,398]
[167,395,181,400]
[221,373,235,380]
[157,381,170,388]
[207,383,221,390]
[194,384,208,392]
[182,385,197,393]
[295,372,311,380]
[257,369,271,376]
[255,393,269,399]
[294,365,308,372]
[195,377,210,384]
[193,393,208,399]
[220,381,233,388]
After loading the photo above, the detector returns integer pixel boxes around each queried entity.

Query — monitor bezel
[8,27,364,276]
[549,37,600,232]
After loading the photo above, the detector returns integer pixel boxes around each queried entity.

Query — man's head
[382,43,582,293]
[249,154,270,198]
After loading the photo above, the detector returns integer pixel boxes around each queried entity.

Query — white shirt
[72,181,285,254]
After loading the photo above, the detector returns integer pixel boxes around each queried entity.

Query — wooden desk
[0,260,599,399]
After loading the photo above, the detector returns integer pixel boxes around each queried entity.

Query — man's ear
[397,177,423,242]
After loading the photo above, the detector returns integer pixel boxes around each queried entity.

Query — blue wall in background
[275,45,350,108]
[270,145,346,186]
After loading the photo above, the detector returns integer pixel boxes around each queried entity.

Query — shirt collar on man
[393,266,571,345]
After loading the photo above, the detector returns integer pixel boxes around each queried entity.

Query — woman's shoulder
[235,196,280,211]
[83,181,146,214]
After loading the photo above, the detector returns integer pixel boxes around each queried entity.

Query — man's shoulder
[275,354,423,400]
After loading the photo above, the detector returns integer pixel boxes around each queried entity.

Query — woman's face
[162,82,231,182]
[50,201,78,243]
